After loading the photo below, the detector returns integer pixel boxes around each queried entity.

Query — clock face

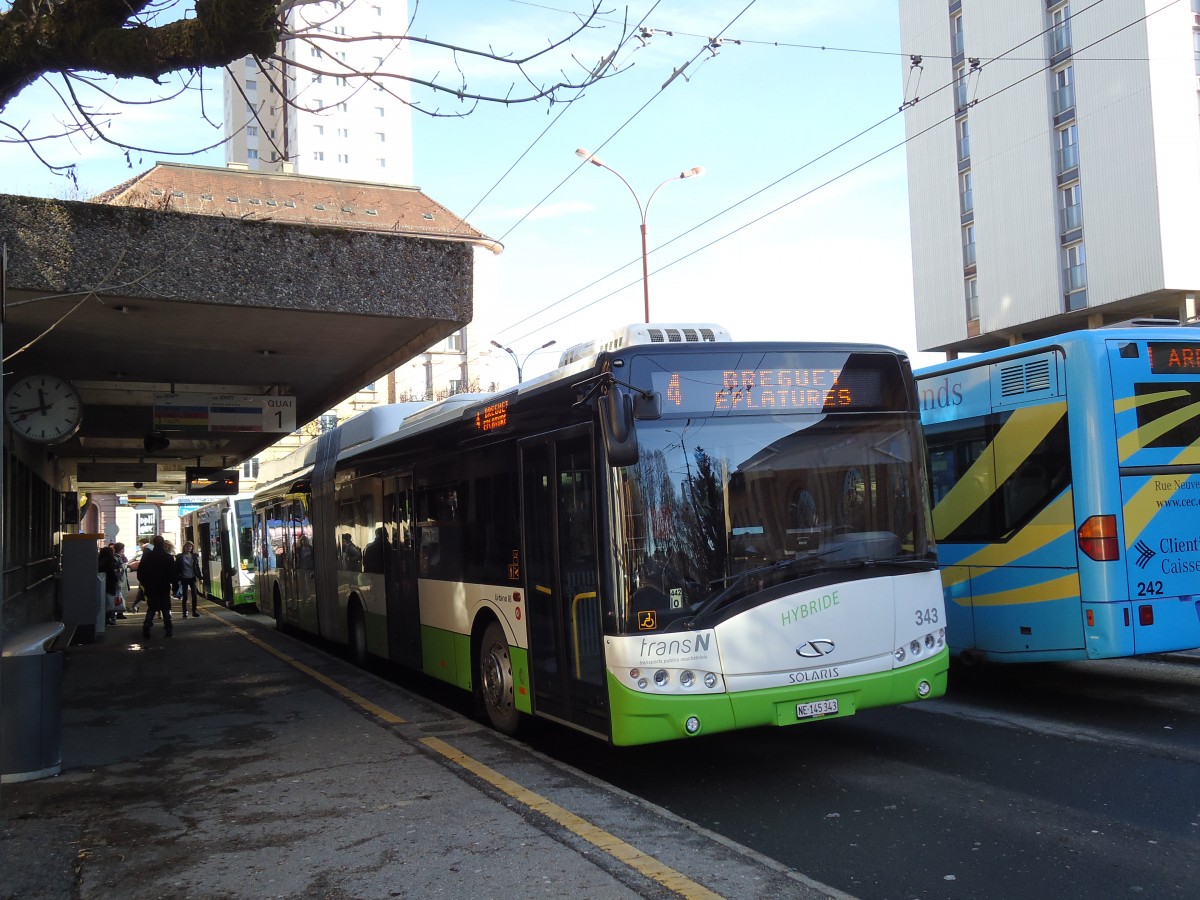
[4,375,83,444]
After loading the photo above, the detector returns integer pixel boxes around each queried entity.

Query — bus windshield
[614,410,931,633]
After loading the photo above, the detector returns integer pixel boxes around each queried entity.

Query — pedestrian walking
[138,535,176,638]
[176,541,202,618]
[113,542,130,617]
[98,544,121,627]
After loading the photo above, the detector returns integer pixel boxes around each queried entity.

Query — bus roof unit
[557,323,731,367]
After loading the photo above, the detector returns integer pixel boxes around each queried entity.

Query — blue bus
[917,325,1200,663]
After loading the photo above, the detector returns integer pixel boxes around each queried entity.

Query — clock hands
[7,389,51,422]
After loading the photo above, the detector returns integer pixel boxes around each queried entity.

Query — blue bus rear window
[1134,382,1200,448]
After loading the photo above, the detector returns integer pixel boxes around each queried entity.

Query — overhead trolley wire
[448,1,668,233]
[494,0,761,246]
[485,0,1169,353]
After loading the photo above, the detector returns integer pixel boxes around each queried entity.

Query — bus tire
[478,620,519,735]
[273,590,285,632]
[348,602,367,666]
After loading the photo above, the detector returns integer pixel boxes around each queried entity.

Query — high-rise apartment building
[899,0,1200,357]
[221,0,501,452]
[223,0,413,186]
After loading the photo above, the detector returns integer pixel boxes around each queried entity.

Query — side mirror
[599,386,639,467]
[633,391,662,419]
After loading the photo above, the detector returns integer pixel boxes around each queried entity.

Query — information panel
[185,467,240,496]
[1148,342,1200,375]
[154,394,297,432]
[637,352,897,415]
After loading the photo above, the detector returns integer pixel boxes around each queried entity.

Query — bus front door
[218,508,237,605]
[521,429,608,736]
[285,497,318,630]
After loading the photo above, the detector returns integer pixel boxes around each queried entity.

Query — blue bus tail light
[1139,605,1154,626]
[1078,515,1119,561]
[1086,609,1094,627]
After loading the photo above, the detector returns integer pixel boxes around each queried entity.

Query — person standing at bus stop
[176,541,202,618]
[138,535,175,638]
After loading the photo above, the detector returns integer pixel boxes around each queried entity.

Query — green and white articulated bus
[180,495,257,608]
[252,324,947,745]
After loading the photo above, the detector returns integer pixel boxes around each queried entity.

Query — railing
[1051,23,1071,55]
[1057,143,1079,172]
[1061,202,1083,232]
[1054,83,1075,115]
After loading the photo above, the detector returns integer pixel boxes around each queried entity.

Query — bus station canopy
[0,164,498,495]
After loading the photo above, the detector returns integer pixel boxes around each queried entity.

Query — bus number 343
[915,608,939,626]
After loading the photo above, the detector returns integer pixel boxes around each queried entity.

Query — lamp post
[575,148,703,324]
[490,339,557,384]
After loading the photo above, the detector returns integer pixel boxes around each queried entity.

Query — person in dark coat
[138,535,176,638]
[98,545,121,627]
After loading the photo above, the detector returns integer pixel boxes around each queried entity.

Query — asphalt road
[523,655,1200,900]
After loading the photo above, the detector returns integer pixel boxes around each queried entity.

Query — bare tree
[0,0,626,178]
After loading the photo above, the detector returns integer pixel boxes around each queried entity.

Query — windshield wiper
[690,551,841,621]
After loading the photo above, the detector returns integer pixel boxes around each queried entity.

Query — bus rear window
[1134,382,1200,448]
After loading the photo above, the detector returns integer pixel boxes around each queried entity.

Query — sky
[0,0,944,382]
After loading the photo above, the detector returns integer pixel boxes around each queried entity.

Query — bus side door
[382,474,421,669]
[520,427,608,736]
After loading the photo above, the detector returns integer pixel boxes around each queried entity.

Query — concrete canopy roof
[1,165,495,495]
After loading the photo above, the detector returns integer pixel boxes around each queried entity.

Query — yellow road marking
[212,609,405,725]
[421,735,724,900]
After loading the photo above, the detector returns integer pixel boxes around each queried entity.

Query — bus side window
[997,413,1071,535]
[925,423,998,541]
[417,484,463,579]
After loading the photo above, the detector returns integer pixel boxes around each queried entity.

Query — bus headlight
[685,716,701,735]
[896,630,947,666]
[622,667,724,694]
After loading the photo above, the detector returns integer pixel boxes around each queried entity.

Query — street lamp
[490,339,557,384]
[575,148,704,324]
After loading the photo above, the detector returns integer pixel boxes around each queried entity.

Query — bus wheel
[348,604,367,666]
[479,621,519,735]
[273,592,284,632]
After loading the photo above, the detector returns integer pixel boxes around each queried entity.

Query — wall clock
[4,374,83,444]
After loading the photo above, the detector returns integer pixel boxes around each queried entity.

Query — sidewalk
[1,602,843,900]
